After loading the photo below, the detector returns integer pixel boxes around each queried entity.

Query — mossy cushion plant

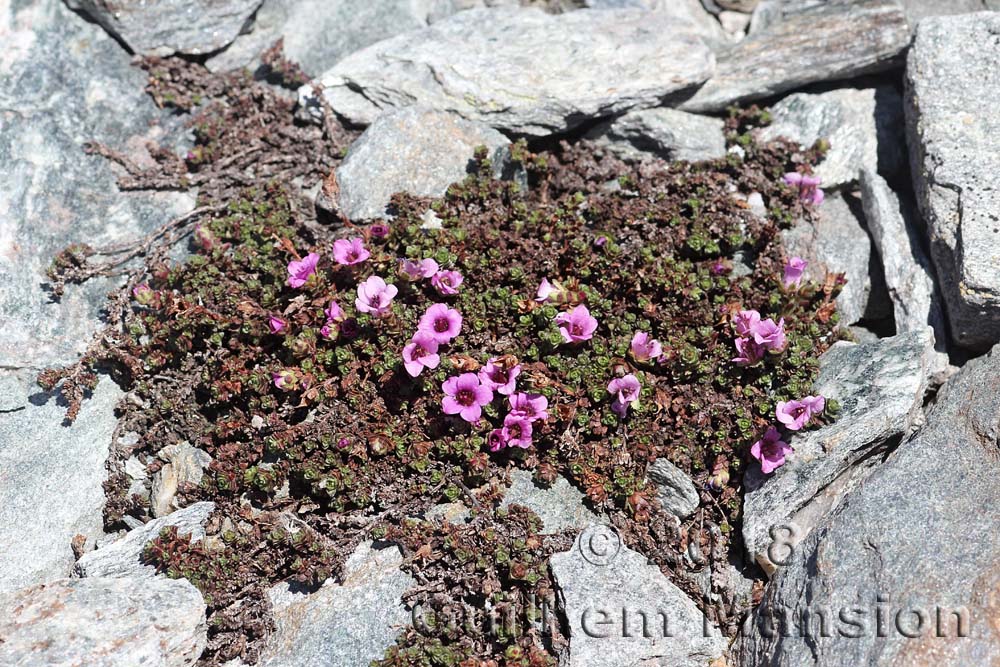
[42,53,843,667]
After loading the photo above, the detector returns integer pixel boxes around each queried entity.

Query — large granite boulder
[0,576,207,667]
[680,0,909,113]
[742,330,935,572]
[66,0,263,56]
[740,341,1000,665]
[905,12,1000,351]
[301,7,715,136]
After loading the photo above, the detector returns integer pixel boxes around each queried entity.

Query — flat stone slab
[681,0,909,113]
[550,525,726,667]
[0,576,207,667]
[66,0,263,56]
[258,541,415,667]
[586,107,727,163]
[905,11,1000,351]
[303,7,715,136]
[501,469,599,532]
[742,330,935,573]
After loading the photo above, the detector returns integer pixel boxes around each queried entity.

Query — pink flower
[287,253,319,289]
[355,275,397,317]
[332,238,370,266]
[555,304,598,344]
[399,258,439,281]
[369,223,390,239]
[268,316,286,334]
[133,283,155,306]
[441,373,494,423]
[417,303,462,344]
[630,332,663,364]
[431,270,463,295]
[479,358,521,395]
[272,369,299,390]
[488,429,508,452]
[732,337,765,366]
[509,393,549,422]
[320,323,335,339]
[750,426,793,474]
[402,331,441,377]
[710,259,730,276]
[776,395,825,431]
[752,317,786,352]
[783,172,824,206]
[608,374,641,417]
[733,309,761,337]
[324,300,344,322]
[536,278,557,303]
[783,257,808,288]
[501,414,533,449]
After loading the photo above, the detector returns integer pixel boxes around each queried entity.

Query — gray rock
[0,0,195,370]
[207,0,469,75]
[303,7,715,136]
[780,191,890,326]
[759,86,905,188]
[424,501,471,524]
[334,107,512,221]
[680,0,909,113]
[586,107,727,163]
[584,0,730,47]
[742,330,935,573]
[752,0,1000,33]
[0,373,121,594]
[258,541,414,667]
[550,525,726,667]
[150,443,213,518]
[66,0,263,56]
[905,13,1000,351]
[501,470,599,532]
[647,458,700,518]
[739,341,1000,666]
[75,502,215,579]
[0,576,207,667]
[859,170,948,356]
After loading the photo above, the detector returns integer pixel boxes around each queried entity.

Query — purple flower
[399,258,439,281]
[332,238,370,266]
[733,309,761,338]
[608,374,641,417]
[555,304,598,344]
[272,369,299,390]
[369,223,390,239]
[268,316,286,334]
[508,392,549,422]
[355,275,397,317]
[732,337,765,366]
[402,331,441,378]
[783,257,808,287]
[776,395,825,431]
[536,278,557,303]
[710,259,730,276]
[501,414,533,449]
[339,318,360,339]
[287,253,319,289]
[133,283,155,306]
[479,358,521,395]
[488,429,508,453]
[441,373,494,423]
[320,323,335,339]
[417,303,462,344]
[324,300,344,322]
[752,317,786,352]
[750,426,793,474]
[431,270,463,296]
[783,172,825,206]
[630,332,663,364]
